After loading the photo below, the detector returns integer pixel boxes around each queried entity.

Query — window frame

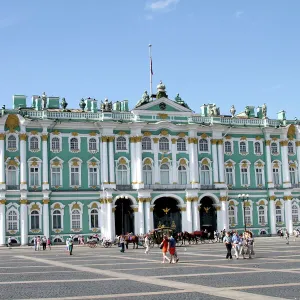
[50,136,62,153]
[178,165,187,185]
[29,136,40,152]
[254,141,263,155]
[288,141,295,155]
[160,163,170,184]
[159,137,170,152]
[68,158,82,187]
[228,205,237,225]
[51,202,65,232]
[88,137,98,153]
[200,164,211,185]
[116,136,127,151]
[243,205,253,225]
[275,204,283,224]
[239,141,248,154]
[116,164,129,185]
[177,138,187,152]
[7,208,19,231]
[199,139,209,153]
[6,134,18,152]
[224,141,233,154]
[142,137,152,151]
[142,164,153,185]
[69,137,80,152]
[270,142,279,155]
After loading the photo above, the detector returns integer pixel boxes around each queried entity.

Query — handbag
[159,243,163,249]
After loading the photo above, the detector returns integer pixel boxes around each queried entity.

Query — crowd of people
[32,236,51,251]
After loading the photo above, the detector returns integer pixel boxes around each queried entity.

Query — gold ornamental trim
[225,135,231,140]
[171,138,177,144]
[71,132,78,136]
[30,130,38,135]
[269,196,276,200]
[20,199,28,204]
[255,136,262,140]
[5,115,19,132]
[132,207,138,212]
[188,137,197,144]
[283,195,293,201]
[43,199,50,204]
[150,207,154,212]
[138,197,151,203]
[295,141,300,147]
[280,140,288,146]
[0,199,6,204]
[179,158,186,165]
[41,134,48,141]
[177,132,186,138]
[157,114,168,120]
[136,136,142,142]
[0,133,5,140]
[219,196,228,202]
[143,131,152,137]
[117,131,126,136]
[19,133,27,141]
[130,136,136,143]
[108,136,115,142]
[153,137,159,143]
[265,140,271,146]
[240,136,247,141]
[89,132,97,136]
[101,136,108,142]
[180,207,186,212]
[275,200,282,206]
[30,203,40,211]
[160,130,169,136]
[211,139,217,145]
[144,158,152,165]
[119,157,127,165]
[7,159,18,167]
[215,206,221,211]
[217,139,223,145]
[52,130,60,135]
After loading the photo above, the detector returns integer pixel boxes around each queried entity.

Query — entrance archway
[200,197,217,234]
[153,197,182,232]
[115,198,134,235]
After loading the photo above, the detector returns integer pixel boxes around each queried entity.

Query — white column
[20,200,28,245]
[108,137,115,184]
[192,200,200,231]
[188,138,195,184]
[19,134,27,189]
[130,137,137,184]
[42,135,49,190]
[281,141,291,188]
[102,137,109,184]
[171,139,177,184]
[133,207,139,234]
[138,199,145,234]
[221,200,228,231]
[265,140,274,188]
[0,200,6,246]
[153,138,159,184]
[145,201,151,232]
[193,141,199,184]
[0,134,5,189]
[186,200,193,232]
[217,207,223,232]
[100,202,106,238]
[217,140,225,184]
[181,208,188,232]
[106,199,113,240]
[111,208,116,239]
[285,199,293,234]
[43,199,50,238]
[212,140,219,184]
[269,199,276,235]
[100,139,103,184]
[136,137,143,186]
[296,141,300,183]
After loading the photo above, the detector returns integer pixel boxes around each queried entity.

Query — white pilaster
[102,137,109,185]
[186,200,193,233]
[138,200,145,234]
[20,200,28,245]
[42,134,49,190]
[217,140,225,185]
[133,206,139,234]
[265,139,274,188]
[100,201,106,238]
[188,139,195,185]
[108,137,115,186]
[150,206,154,231]
[111,207,116,239]
[269,199,276,235]
[145,201,151,233]
[181,208,188,232]
[130,137,137,184]
[0,134,5,189]
[217,207,223,232]
[171,139,177,184]
[281,141,291,188]
[296,141,300,184]
[221,200,228,231]
[135,137,144,189]
[192,200,200,231]
[193,141,199,184]
[43,199,50,238]
[106,200,113,240]
[212,140,219,184]
[19,134,27,190]
[285,199,293,234]
[0,200,6,246]
[153,138,159,184]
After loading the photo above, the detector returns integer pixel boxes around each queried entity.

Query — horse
[176,232,192,245]
[124,234,139,249]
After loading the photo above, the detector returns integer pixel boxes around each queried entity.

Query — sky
[1,0,300,119]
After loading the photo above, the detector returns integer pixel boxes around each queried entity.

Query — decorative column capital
[180,207,186,212]
[41,134,48,141]
[43,199,50,204]
[171,138,177,144]
[219,196,228,202]
[0,133,5,140]
[283,195,293,201]
[138,197,151,203]
[135,136,142,142]
[19,133,27,141]
[20,199,28,204]
[101,136,108,142]
[265,140,271,146]
[296,141,300,147]
[269,196,276,201]
[188,137,197,144]
[108,136,115,142]
[112,207,116,213]
[0,199,6,204]
[215,206,221,211]
[217,139,223,145]
[211,139,218,145]
[150,207,154,212]
[130,136,137,143]
[132,207,138,212]
[153,137,159,143]
[280,140,288,146]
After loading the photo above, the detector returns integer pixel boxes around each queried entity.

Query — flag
[150,57,153,75]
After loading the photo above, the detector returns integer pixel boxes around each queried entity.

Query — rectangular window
[53,214,62,229]
[30,167,39,186]
[71,214,81,229]
[256,168,263,186]
[241,168,248,185]
[225,168,233,185]
[89,168,98,186]
[51,167,61,186]
[273,169,280,185]
[228,208,235,224]
[244,208,251,224]
[71,167,79,186]
[259,209,265,224]
[276,207,282,223]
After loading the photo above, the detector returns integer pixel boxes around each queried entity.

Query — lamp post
[238,194,249,232]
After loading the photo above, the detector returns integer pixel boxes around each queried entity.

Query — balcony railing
[144,184,193,190]
[116,185,133,191]
[6,185,20,190]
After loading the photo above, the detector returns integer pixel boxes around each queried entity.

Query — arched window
[7,166,17,186]
[159,137,169,151]
[244,206,251,224]
[200,165,210,185]
[254,142,261,154]
[178,165,187,185]
[70,138,79,151]
[258,206,266,224]
[239,141,247,153]
[52,210,62,229]
[7,135,16,149]
[271,142,278,155]
[177,138,186,151]
[224,141,232,153]
[116,137,127,150]
[30,137,39,150]
[288,142,294,154]
[71,209,81,229]
[30,210,40,230]
[143,165,152,185]
[117,165,128,185]
[7,210,18,230]
[228,206,235,224]
[199,139,208,152]
[292,205,299,223]
[90,209,99,229]
[160,164,169,184]
[142,137,151,150]
[88,138,97,151]
[290,167,296,185]
[51,137,60,151]
[276,205,282,223]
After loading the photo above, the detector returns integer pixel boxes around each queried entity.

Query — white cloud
[235,11,244,18]
[147,0,180,12]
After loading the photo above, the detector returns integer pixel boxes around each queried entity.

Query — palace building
[0,81,299,245]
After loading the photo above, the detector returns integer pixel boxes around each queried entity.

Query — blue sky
[1,0,300,119]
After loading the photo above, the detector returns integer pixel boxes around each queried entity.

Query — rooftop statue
[42,92,47,109]
[208,104,220,117]
[135,91,150,108]
[101,98,112,112]
[79,98,86,111]
[60,98,68,111]
[175,93,190,109]
[156,80,168,99]
[230,105,236,117]
[262,103,267,118]
[245,106,251,118]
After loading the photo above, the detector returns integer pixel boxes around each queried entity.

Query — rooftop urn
[61,98,68,110]
[79,98,86,111]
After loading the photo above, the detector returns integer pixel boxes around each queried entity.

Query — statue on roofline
[101,98,112,112]
[135,91,150,108]
[262,103,267,118]
[230,105,236,117]
[244,106,251,118]
[174,93,190,109]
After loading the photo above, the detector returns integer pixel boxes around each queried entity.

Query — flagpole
[149,44,153,99]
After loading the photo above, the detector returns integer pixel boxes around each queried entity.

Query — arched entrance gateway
[200,197,217,234]
[153,197,182,232]
[115,198,134,235]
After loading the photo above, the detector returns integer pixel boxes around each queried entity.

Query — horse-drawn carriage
[149,227,175,247]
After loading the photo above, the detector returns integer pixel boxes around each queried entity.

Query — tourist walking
[120,235,125,253]
[223,231,232,260]
[232,232,241,259]
[69,238,74,255]
[160,235,170,263]
[169,235,179,263]
[33,236,37,251]
[7,237,12,249]
[285,229,290,245]
[42,236,47,250]
[47,237,51,250]
[144,234,150,254]
[246,231,254,258]
[36,236,41,251]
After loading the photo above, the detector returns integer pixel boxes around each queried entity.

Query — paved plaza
[0,238,300,299]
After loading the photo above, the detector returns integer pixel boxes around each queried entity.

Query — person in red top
[160,235,170,263]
